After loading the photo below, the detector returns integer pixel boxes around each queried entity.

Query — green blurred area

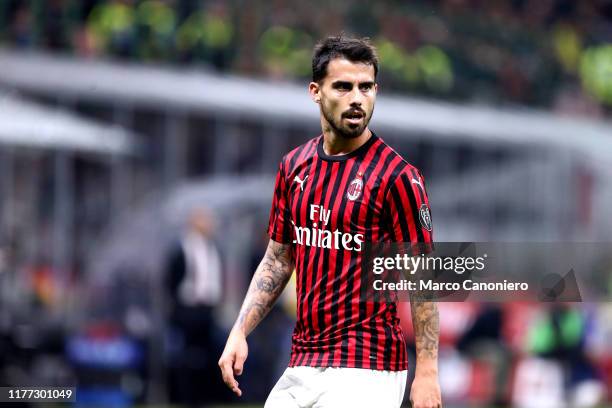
[1,0,611,110]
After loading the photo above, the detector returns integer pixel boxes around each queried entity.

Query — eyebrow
[331,81,352,88]
[331,80,375,88]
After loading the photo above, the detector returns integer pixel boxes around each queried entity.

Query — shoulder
[375,135,424,185]
[280,135,320,175]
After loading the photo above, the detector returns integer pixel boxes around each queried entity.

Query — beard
[321,103,373,139]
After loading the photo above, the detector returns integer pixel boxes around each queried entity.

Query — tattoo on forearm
[236,241,293,335]
[410,294,440,360]
[256,276,278,292]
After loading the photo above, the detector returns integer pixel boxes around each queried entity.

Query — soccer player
[219,35,441,408]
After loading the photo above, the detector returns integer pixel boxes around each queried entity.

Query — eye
[334,83,351,91]
[360,83,373,91]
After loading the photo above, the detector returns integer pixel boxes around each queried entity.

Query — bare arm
[219,239,293,396]
[234,239,294,335]
[409,288,442,408]
[410,295,440,371]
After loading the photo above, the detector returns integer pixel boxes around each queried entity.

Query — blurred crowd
[2,205,612,406]
[1,0,612,115]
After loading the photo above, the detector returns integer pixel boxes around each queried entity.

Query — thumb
[234,354,246,376]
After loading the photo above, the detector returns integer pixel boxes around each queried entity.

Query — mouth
[343,110,365,125]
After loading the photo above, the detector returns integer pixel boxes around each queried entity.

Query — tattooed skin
[410,292,440,361]
[236,240,293,335]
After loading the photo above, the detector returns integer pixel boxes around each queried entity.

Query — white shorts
[264,366,408,408]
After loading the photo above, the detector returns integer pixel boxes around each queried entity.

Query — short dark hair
[312,35,379,83]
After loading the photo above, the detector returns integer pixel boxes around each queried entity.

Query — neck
[321,124,371,156]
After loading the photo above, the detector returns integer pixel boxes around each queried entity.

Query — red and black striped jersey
[267,132,434,371]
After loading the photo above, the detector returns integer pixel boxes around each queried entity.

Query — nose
[349,87,364,106]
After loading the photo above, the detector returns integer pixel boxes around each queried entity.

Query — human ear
[309,82,321,104]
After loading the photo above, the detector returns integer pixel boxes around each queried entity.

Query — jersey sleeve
[385,167,434,254]
[267,161,293,244]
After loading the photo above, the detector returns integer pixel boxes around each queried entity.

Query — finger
[219,359,237,388]
[229,377,242,397]
[233,353,247,376]
[220,358,243,396]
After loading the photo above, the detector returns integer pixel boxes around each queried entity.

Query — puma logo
[411,176,423,189]
[294,175,308,191]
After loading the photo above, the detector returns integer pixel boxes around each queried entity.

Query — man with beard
[219,35,441,408]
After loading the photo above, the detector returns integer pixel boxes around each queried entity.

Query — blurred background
[1,0,612,407]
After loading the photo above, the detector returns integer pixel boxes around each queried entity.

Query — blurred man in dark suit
[165,208,223,405]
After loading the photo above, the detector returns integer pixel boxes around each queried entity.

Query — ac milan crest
[346,177,363,201]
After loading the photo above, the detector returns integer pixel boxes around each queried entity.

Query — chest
[286,158,388,238]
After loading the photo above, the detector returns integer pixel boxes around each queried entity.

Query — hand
[410,372,442,408]
[218,329,248,397]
